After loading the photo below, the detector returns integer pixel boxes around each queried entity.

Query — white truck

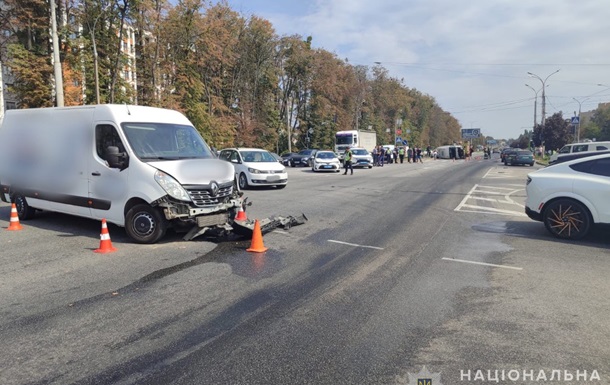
[334,129,377,155]
[0,104,246,243]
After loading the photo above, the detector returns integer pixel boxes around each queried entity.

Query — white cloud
[227,0,610,140]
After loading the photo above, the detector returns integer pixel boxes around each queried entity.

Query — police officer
[343,146,353,175]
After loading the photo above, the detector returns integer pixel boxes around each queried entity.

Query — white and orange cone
[235,205,247,221]
[94,219,117,253]
[7,203,23,231]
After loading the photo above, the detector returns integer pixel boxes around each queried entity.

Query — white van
[0,104,243,243]
[549,141,610,164]
[436,145,464,159]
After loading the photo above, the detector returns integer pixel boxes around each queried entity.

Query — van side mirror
[106,146,129,170]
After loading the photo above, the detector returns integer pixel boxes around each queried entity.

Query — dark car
[289,149,319,167]
[551,149,610,166]
[500,148,518,162]
[280,152,296,166]
[505,150,534,166]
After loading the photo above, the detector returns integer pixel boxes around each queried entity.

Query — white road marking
[442,257,523,270]
[455,183,526,216]
[459,204,528,216]
[328,240,384,250]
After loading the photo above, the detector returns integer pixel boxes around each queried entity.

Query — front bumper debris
[232,213,308,238]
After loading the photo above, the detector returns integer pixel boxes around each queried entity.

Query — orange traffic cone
[94,219,117,253]
[246,219,268,253]
[235,205,247,221]
[7,203,23,231]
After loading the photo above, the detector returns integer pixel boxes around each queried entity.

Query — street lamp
[527,69,560,126]
[524,84,544,128]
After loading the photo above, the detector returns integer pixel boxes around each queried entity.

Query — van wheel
[13,194,36,220]
[543,199,591,240]
[238,173,249,189]
[125,204,168,244]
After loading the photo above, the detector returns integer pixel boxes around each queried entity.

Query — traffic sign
[571,116,580,124]
[462,128,481,139]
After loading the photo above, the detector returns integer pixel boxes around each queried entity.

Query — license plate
[267,175,280,181]
[323,165,332,169]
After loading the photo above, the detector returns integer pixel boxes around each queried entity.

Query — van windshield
[122,122,214,160]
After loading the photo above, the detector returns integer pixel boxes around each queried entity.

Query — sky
[215,0,610,140]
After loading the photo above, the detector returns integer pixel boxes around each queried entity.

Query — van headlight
[248,168,263,174]
[155,170,190,201]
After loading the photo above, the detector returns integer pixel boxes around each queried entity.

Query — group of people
[343,145,435,174]
[371,145,430,166]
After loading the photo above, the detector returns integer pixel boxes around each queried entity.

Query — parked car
[500,148,518,163]
[505,150,534,166]
[280,152,296,166]
[552,150,610,166]
[218,148,288,189]
[525,153,610,240]
[290,149,319,167]
[549,140,610,164]
[350,147,374,168]
[311,151,341,172]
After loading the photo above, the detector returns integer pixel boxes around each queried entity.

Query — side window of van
[558,146,571,154]
[95,125,126,163]
[596,145,608,150]
[572,145,588,153]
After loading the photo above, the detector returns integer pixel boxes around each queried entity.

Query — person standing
[378,145,385,167]
[343,146,354,175]
[398,146,405,163]
[372,146,378,166]
[407,147,412,163]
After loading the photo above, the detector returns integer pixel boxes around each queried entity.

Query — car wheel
[530,162,534,166]
[312,167,315,172]
[125,204,168,244]
[238,172,249,189]
[13,194,36,220]
[543,199,591,240]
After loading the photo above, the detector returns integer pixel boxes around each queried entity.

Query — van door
[88,124,130,225]
[28,114,93,217]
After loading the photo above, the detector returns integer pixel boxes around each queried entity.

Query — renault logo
[210,182,219,197]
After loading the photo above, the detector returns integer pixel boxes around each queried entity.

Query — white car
[219,148,288,189]
[350,148,374,168]
[311,151,341,172]
[525,153,610,240]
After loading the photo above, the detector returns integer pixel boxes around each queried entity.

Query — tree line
[1,0,483,153]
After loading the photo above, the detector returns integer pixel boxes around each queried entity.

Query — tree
[590,104,610,141]
[538,112,570,151]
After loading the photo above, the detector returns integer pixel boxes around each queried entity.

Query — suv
[549,141,610,164]
[290,149,319,167]
[525,153,610,240]
[349,148,374,168]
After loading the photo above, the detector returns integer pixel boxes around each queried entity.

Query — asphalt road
[0,154,608,385]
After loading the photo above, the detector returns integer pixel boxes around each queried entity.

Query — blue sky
[217,0,610,140]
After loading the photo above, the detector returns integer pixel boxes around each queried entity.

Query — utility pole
[527,70,560,126]
[0,61,4,119]
[50,0,64,106]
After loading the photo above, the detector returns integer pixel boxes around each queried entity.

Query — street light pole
[525,84,541,128]
[527,69,560,126]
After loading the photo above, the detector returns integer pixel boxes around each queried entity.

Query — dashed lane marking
[442,257,523,270]
[328,240,384,250]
